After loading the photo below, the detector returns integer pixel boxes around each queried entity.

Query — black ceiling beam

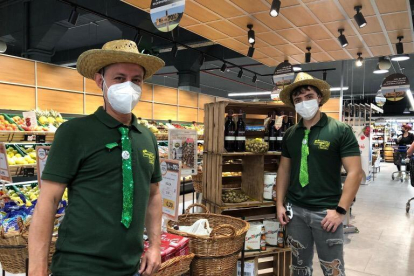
[260,67,337,77]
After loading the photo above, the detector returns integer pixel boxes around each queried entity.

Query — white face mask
[295,99,319,120]
[103,77,142,114]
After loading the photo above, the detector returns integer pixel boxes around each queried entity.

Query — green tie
[119,126,134,228]
[300,129,310,188]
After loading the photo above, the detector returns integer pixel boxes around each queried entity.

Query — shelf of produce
[220,200,275,210]
[9,164,38,177]
[0,131,55,143]
[221,152,282,156]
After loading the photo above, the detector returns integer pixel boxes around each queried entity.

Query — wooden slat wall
[85,78,102,94]
[133,101,153,119]
[153,85,178,105]
[38,89,84,114]
[0,56,35,85]
[37,63,84,92]
[85,95,103,114]
[0,84,36,110]
[153,103,177,121]
[179,90,198,108]
[141,83,153,102]
[321,98,341,120]
[178,107,198,122]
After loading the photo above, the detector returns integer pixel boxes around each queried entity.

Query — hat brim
[77,49,165,80]
[279,78,331,108]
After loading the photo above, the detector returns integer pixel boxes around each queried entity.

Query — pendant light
[270,0,281,17]
[247,45,255,57]
[247,24,255,44]
[355,52,363,67]
[391,36,410,61]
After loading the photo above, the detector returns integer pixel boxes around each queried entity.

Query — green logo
[143,149,155,165]
[314,140,330,150]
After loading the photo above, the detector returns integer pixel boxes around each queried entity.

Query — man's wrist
[335,206,347,215]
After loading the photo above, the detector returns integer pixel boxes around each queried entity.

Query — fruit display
[0,114,19,131]
[11,115,49,132]
[137,119,204,139]
[34,109,65,128]
[7,185,40,204]
[246,138,269,153]
[6,145,36,165]
[222,190,250,203]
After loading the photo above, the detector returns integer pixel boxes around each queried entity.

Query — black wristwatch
[336,206,347,215]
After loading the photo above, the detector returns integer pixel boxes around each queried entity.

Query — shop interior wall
[0,54,219,123]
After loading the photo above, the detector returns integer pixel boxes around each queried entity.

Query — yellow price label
[163,199,175,210]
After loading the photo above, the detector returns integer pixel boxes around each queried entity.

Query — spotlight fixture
[247,45,255,57]
[68,6,79,25]
[247,25,255,44]
[270,0,281,17]
[355,52,363,67]
[134,30,143,45]
[252,75,257,83]
[305,47,311,63]
[337,29,348,48]
[354,6,367,28]
[220,63,227,72]
[199,54,205,66]
[323,71,327,81]
[237,68,243,78]
[373,64,388,74]
[171,43,178,58]
[391,36,410,61]
[292,65,302,72]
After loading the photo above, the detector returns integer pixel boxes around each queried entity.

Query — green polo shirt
[281,113,360,210]
[42,107,162,276]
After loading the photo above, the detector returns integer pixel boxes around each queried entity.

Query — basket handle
[210,224,237,238]
[185,203,210,214]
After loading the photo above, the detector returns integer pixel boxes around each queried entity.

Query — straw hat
[279,72,331,107]
[77,40,165,80]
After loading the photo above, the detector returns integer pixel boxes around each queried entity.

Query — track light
[247,46,255,57]
[134,30,143,45]
[171,43,178,58]
[270,0,281,17]
[68,6,79,25]
[237,68,243,78]
[355,52,363,67]
[354,6,367,28]
[338,29,348,48]
[305,47,311,63]
[323,71,327,81]
[292,65,302,72]
[391,36,410,61]
[252,75,257,83]
[199,54,205,66]
[247,25,255,44]
[220,63,227,72]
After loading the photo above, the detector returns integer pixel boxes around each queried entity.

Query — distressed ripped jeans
[286,203,345,276]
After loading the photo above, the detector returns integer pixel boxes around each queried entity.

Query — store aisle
[312,162,414,276]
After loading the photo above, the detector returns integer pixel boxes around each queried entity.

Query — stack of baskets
[167,204,250,276]
[192,171,203,193]
[154,253,195,276]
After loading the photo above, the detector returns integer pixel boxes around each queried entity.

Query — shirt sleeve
[281,128,291,158]
[41,122,83,185]
[340,125,361,158]
[150,134,162,184]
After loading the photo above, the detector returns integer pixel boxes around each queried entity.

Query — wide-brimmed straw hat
[77,39,165,80]
[279,72,331,107]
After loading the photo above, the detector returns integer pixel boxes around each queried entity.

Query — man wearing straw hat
[275,73,363,276]
[29,40,165,276]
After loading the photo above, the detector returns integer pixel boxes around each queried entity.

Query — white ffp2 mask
[295,99,319,120]
[103,78,142,114]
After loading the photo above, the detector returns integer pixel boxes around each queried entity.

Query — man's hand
[321,209,344,233]
[277,205,290,226]
[139,246,161,276]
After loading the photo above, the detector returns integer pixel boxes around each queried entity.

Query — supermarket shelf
[241,247,291,258]
[9,164,37,168]
[221,152,282,156]
[219,200,275,210]
[0,131,55,143]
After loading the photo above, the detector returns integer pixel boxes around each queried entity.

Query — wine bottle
[235,110,246,152]
[276,118,283,152]
[286,112,294,128]
[268,111,277,151]
[224,110,236,152]
[280,111,287,137]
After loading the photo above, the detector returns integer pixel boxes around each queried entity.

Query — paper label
[160,159,181,221]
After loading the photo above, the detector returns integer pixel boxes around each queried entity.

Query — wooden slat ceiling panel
[123,0,414,67]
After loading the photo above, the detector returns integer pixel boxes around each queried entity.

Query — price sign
[23,167,35,177]
[36,146,50,188]
[168,129,198,176]
[159,159,181,221]
[0,143,12,183]
[36,135,46,143]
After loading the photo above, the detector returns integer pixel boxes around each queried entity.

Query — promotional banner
[272,61,295,102]
[150,0,185,32]
[168,129,197,176]
[159,159,181,221]
[381,73,409,102]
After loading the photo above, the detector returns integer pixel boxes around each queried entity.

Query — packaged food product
[244,222,263,251]
[264,172,277,201]
[263,219,280,247]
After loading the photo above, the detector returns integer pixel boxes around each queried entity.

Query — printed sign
[36,146,50,188]
[22,111,38,128]
[160,159,181,221]
[168,129,197,176]
[272,61,295,102]
[381,73,410,102]
[0,143,11,182]
[354,126,372,183]
[150,0,185,32]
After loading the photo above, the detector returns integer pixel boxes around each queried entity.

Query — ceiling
[123,0,414,66]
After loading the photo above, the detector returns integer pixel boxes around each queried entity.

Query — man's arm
[28,180,67,276]
[139,183,162,276]
[276,156,291,225]
[321,156,363,232]
[407,142,414,157]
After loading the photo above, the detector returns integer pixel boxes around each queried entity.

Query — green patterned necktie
[299,129,310,188]
[119,126,134,228]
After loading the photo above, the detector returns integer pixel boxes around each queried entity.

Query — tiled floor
[3,162,413,275]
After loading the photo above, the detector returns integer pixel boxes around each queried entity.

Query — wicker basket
[167,204,249,257]
[192,172,203,193]
[192,252,239,276]
[154,253,195,276]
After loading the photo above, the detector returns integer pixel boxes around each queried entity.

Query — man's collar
[297,112,328,129]
[94,107,141,132]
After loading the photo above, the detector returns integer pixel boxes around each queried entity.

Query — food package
[263,219,280,247]
[222,190,249,203]
[244,222,263,252]
[144,232,190,262]
[234,259,258,276]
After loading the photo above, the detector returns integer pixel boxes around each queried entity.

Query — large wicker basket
[154,253,195,276]
[192,172,203,193]
[167,204,249,276]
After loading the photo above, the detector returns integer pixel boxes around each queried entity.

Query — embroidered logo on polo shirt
[143,150,155,165]
[314,140,330,150]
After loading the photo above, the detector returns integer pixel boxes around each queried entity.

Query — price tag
[24,135,35,142]
[23,167,35,177]
[159,159,181,221]
[36,135,46,143]
[36,146,50,188]
[0,143,12,183]
[163,198,175,211]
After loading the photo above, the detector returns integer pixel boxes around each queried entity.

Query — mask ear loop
[101,73,108,111]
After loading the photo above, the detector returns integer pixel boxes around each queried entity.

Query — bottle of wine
[280,111,287,137]
[268,111,277,152]
[286,112,294,129]
[276,114,284,152]
[264,111,271,143]
[235,110,246,152]
[224,110,236,152]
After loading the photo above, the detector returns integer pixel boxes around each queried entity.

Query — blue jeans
[132,274,140,276]
[286,203,345,276]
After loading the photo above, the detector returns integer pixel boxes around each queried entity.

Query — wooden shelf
[1,131,55,143]
[213,200,275,211]
[9,164,37,168]
[241,247,291,259]
[221,152,281,156]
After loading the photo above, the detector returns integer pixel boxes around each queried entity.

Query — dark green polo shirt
[281,113,360,210]
[42,107,162,276]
